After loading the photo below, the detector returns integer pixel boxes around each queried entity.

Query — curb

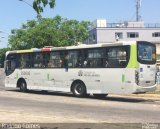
[111,93,160,101]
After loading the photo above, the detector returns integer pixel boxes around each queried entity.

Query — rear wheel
[93,94,108,98]
[72,81,87,97]
[19,81,27,92]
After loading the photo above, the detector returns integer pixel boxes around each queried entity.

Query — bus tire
[72,81,87,97]
[19,81,27,92]
[93,94,108,98]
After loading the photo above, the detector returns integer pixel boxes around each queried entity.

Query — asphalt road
[0,68,160,125]
[0,89,160,123]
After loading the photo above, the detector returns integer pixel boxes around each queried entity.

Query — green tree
[0,48,10,67]
[33,0,55,14]
[8,16,91,50]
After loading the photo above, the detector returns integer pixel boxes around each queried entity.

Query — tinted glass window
[67,51,80,68]
[127,32,139,38]
[152,32,160,37]
[138,42,156,64]
[107,46,129,68]
[49,51,63,68]
[84,49,104,68]
[5,54,17,75]
[18,53,31,68]
[34,52,51,68]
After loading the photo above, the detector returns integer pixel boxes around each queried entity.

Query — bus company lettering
[21,71,30,76]
[78,70,100,77]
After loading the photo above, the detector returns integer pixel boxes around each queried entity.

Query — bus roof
[66,41,138,49]
[6,41,137,54]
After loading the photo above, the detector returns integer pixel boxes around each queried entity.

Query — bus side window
[42,52,50,68]
[33,53,43,68]
[19,53,32,68]
[107,47,128,68]
[67,50,80,68]
[83,51,88,67]
[6,60,11,71]
[85,49,104,68]
[50,51,63,68]
[76,57,82,68]
[63,53,68,68]
[20,54,26,68]
[5,54,17,72]
[83,59,88,67]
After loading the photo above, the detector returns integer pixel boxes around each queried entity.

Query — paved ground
[0,88,160,123]
[0,68,160,129]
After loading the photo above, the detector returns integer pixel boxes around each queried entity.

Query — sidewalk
[111,93,160,101]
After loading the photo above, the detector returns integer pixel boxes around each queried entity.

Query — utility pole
[136,0,142,21]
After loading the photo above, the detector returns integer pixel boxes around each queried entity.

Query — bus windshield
[137,41,156,64]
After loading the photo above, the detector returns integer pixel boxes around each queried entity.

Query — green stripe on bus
[122,74,125,82]
[127,44,139,68]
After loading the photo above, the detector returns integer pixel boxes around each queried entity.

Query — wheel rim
[75,84,83,95]
[20,83,24,89]
[20,82,26,92]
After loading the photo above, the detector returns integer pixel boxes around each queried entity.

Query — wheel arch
[17,78,27,88]
[71,79,87,93]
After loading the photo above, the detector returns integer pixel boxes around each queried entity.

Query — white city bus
[4,41,157,97]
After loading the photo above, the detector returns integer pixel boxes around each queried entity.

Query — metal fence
[107,23,160,28]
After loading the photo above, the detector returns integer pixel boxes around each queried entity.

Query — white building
[85,19,160,63]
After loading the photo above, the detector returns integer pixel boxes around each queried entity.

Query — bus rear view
[135,41,157,93]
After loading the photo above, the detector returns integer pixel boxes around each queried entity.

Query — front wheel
[72,82,87,97]
[93,94,108,98]
[19,81,27,92]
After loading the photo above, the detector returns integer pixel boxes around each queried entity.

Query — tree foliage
[0,48,10,67]
[33,0,55,14]
[8,16,91,50]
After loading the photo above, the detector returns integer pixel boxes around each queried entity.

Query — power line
[19,0,33,8]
